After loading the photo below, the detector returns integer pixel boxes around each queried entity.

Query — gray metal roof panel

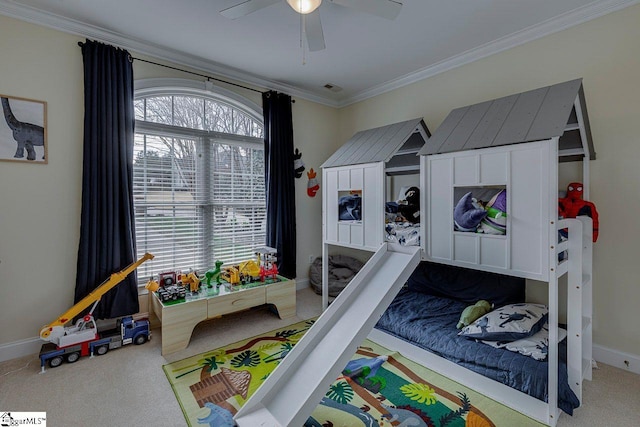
[322,118,429,168]
[465,95,518,150]
[418,79,593,159]
[527,79,581,141]
[493,86,548,146]
[577,84,596,160]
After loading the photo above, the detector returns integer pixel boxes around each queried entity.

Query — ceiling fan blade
[305,9,325,52]
[220,0,281,19]
[328,0,402,20]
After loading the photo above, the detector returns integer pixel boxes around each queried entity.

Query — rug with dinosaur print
[163,319,545,427]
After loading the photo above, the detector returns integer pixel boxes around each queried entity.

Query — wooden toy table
[149,277,296,355]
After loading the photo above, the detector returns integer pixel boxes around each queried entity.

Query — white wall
[338,5,640,359]
[0,15,339,358]
[0,17,84,348]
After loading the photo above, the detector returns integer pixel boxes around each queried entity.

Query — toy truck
[38,253,154,372]
[39,315,150,370]
[155,270,187,301]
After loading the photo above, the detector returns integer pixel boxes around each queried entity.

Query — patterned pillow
[458,303,548,342]
[481,323,567,361]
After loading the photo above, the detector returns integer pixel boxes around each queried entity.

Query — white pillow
[481,323,567,361]
[458,303,548,342]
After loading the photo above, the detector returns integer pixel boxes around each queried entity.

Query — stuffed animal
[477,189,507,235]
[457,300,493,329]
[307,168,319,197]
[397,186,420,224]
[293,148,305,178]
[558,182,599,242]
[454,192,487,231]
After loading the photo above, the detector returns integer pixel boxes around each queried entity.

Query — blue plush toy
[454,192,487,232]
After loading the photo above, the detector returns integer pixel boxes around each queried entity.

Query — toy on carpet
[558,182,599,242]
[457,300,493,329]
[477,189,507,235]
[397,186,420,224]
[38,253,154,371]
[454,192,487,232]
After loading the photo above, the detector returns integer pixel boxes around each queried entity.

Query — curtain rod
[77,41,266,95]
[132,57,267,94]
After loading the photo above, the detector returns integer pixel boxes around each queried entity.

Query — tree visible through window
[133,88,265,283]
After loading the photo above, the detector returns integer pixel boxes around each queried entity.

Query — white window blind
[133,91,264,284]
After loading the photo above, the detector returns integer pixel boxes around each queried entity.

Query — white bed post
[566,217,585,401]
[322,242,329,310]
[547,137,560,425]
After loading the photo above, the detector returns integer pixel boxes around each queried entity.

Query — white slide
[234,243,421,427]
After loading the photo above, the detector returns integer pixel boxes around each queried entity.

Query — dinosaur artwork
[1,96,45,161]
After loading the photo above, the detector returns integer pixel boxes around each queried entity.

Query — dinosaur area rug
[163,319,544,427]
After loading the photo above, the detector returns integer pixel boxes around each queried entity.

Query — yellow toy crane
[39,253,154,345]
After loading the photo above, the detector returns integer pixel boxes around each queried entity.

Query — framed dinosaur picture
[0,94,47,164]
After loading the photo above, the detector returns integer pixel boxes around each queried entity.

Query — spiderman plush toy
[558,182,599,242]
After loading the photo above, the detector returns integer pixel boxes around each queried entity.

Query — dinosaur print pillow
[480,323,567,361]
[458,303,548,342]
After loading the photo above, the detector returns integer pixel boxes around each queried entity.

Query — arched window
[133,79,265,283]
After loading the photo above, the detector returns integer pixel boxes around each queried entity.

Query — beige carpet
[1,287,639,426]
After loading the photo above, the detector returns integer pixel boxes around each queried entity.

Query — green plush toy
[457,300,492,329]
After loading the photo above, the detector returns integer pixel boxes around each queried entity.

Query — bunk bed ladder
[234,243,422,427]
[559,217,592,404]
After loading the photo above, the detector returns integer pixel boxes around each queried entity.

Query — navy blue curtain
[75,40,138,319]
[263,91,296,279]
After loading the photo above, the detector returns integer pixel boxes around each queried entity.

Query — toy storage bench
[149,277,296,355]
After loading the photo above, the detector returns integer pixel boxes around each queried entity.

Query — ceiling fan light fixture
[287,0,322,14]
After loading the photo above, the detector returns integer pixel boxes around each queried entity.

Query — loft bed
[325,79,594,425]
[234,79,595,427]
[374,78,595,426]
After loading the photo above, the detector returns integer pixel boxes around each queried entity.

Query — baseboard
[593,344,640,375]
[0,336,41,363]
[0,283,315,363]
[295,278,310,290]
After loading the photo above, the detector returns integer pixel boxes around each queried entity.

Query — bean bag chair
[309,254,364,297]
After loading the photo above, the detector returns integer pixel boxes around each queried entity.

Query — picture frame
[0,94,48,164]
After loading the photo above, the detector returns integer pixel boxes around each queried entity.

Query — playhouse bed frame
[234,79,596,427]
[319,79,595,426]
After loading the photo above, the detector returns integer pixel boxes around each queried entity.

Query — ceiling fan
[220,0,403,52]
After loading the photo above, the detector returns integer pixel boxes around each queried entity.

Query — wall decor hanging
[0,94,47,164]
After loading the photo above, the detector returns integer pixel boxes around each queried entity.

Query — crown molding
[0,0,341,107]
[1,0,637,109]
[339,0,640,107]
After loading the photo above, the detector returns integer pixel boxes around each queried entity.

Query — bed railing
[553,216,593,413]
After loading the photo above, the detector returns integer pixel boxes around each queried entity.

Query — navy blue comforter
[375,288,580,415]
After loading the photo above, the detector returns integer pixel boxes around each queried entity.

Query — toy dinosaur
[457,300,492,329]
